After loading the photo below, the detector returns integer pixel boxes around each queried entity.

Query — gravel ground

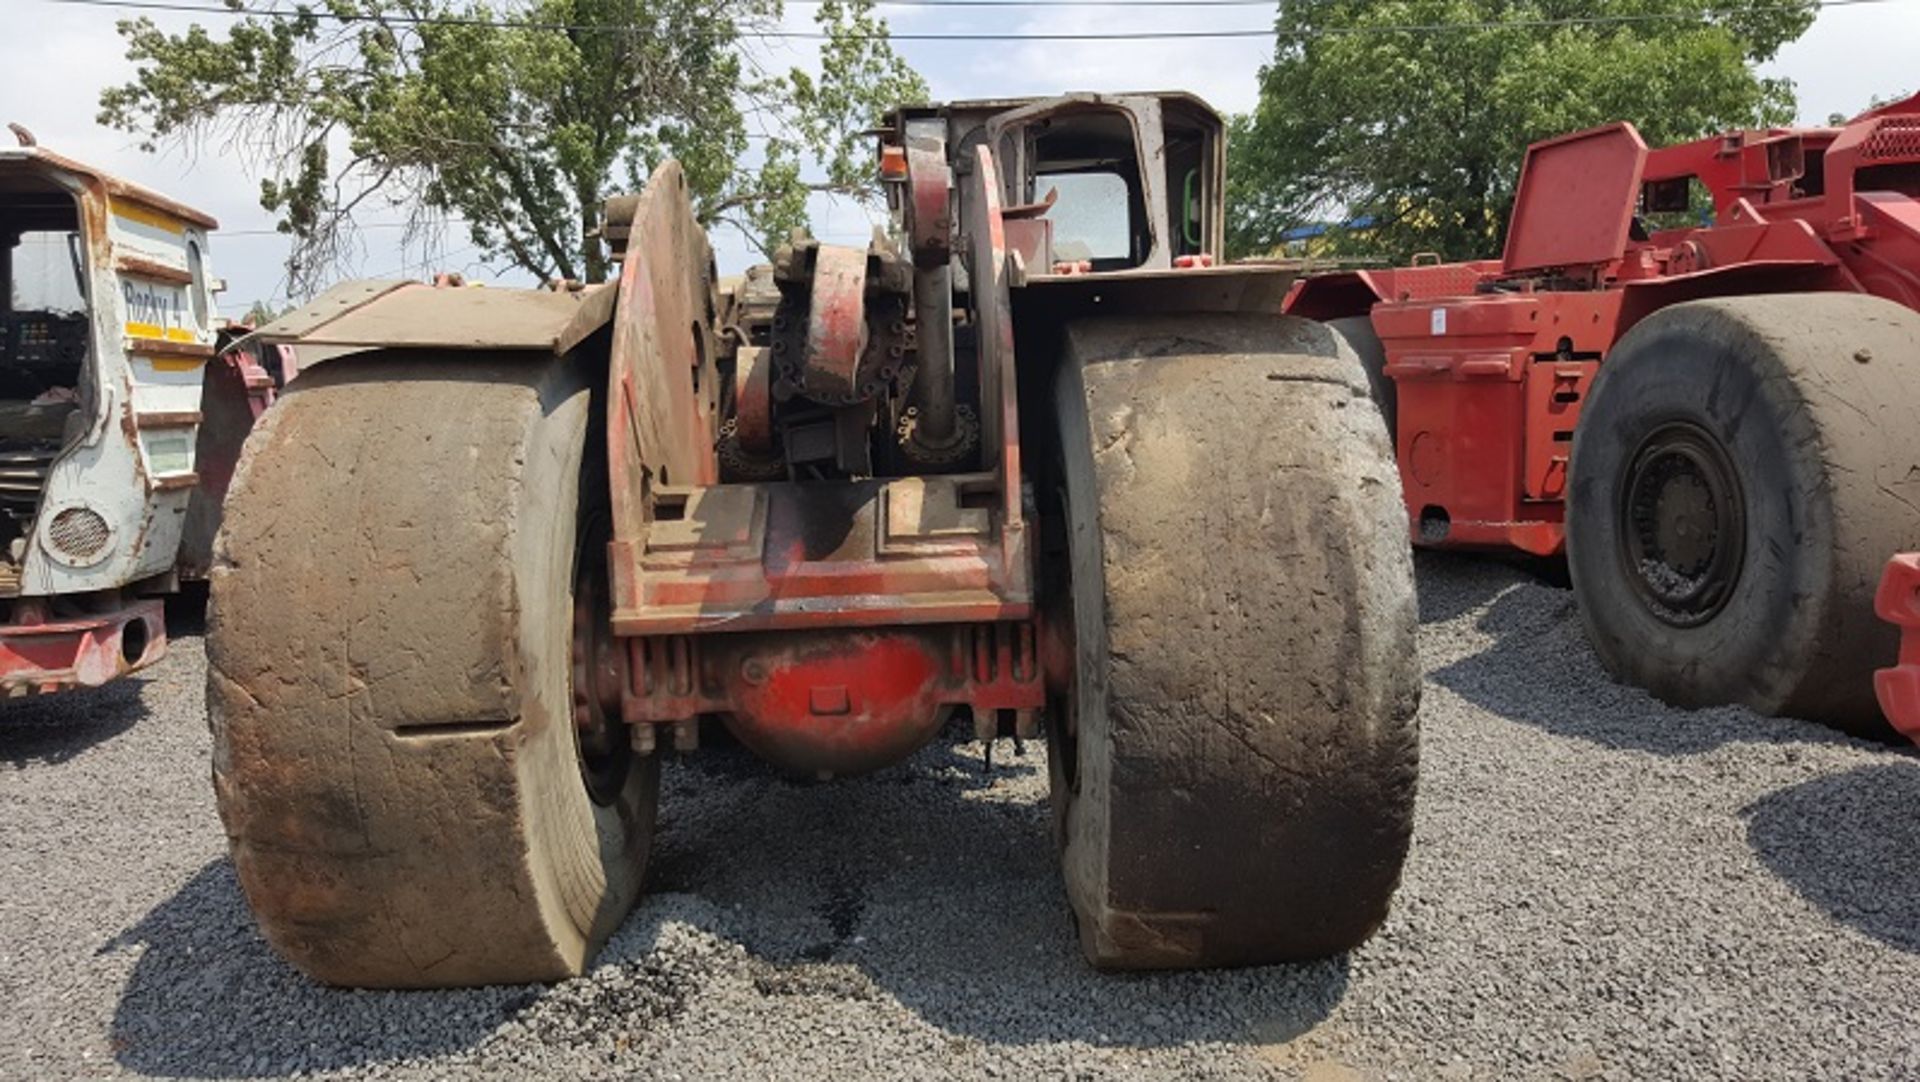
[3,552,1919,1080]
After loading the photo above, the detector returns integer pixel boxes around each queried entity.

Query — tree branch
[700,180,870,219]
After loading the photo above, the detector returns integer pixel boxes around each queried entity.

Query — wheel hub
[1619,422,1745,627]
[572,556,633,805]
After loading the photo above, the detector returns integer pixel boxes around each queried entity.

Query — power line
[215,219,468,236]
[362,242,482,280]
[41,0,1903,41]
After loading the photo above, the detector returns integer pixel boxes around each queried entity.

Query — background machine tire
[1044,313,1421,968]
[1567,294,1920,736]
[207,354,658,988]
[1329,313,1396,439]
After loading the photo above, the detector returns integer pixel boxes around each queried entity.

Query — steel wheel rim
[1617,421,1746,628]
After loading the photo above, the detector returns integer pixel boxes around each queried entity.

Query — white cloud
[4,7,509,312]
[893,4,1271,114]
[1758,2,1914,123]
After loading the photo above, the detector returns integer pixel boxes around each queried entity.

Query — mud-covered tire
[1329,314,1396,439]
[1046,313,1420,968]
[207,354,658,988]
[1567,294,1920,735]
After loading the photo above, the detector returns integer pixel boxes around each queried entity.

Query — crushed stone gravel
[2,551,1918,1080]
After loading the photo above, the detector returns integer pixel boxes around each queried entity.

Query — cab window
[1034,171,1130,263]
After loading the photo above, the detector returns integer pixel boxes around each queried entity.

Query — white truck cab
[0,134,273,693]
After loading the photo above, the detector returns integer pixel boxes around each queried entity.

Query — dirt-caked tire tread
[1047,313,1420,968]
[1567,293,1920,735]
[1329,314,1396,439]
[208,353,658,988]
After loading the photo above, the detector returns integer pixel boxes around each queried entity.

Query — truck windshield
[1035,171,1130,263]
[11,230,87,314]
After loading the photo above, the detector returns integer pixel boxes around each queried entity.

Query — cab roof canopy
[0,145,218,230]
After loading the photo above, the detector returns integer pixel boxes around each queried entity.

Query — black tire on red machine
[208,354,658,988]
[1044,312,1420,968]
[1566,293,1920,737]
[1329,314,1396,440]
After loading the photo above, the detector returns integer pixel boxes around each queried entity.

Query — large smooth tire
[1329,314,1396,439]
[1045,314,1420,968]
[208,355,658,988]
[1567,294,1920,735]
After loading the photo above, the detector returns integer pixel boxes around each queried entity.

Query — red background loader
[1287,94,1920,738]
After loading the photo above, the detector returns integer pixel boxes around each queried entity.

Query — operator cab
[1018,108,1146,270]
[709,92,1251,486]
[889,92,1226,275]
[0,161,92,585]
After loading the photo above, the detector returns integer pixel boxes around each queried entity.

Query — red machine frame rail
[1875,556,1920,742]
[0,599,165,695]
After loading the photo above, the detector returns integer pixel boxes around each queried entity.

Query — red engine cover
[1373,292,1618,556]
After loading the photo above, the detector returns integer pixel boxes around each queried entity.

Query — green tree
[100,0,926,294]
[1229,0,1817,262]
[241,299,286,325]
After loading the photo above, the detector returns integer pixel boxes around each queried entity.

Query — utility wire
[41,0,1905,41]
[216,220,465,236]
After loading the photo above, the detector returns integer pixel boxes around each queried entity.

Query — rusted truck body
[0,137,271,694]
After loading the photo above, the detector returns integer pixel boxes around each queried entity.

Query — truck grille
[0,447,56,516]
[0,447,58,593]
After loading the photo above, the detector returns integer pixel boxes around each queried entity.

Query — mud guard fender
[241,277,620,362]
[1282,270,1388,322]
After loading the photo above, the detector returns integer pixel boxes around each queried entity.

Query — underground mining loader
[210,91,1420,988]
[1285,92,1920,741]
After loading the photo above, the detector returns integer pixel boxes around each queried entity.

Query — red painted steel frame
[1874,555,1920,742]
[601,146,1036,776]
[609,150,1032,642]
[0,599,165,695]
[1370,292,1611,555]
[614,477,1028,636]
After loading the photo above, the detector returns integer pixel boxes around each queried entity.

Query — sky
[2,0,1913,316]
